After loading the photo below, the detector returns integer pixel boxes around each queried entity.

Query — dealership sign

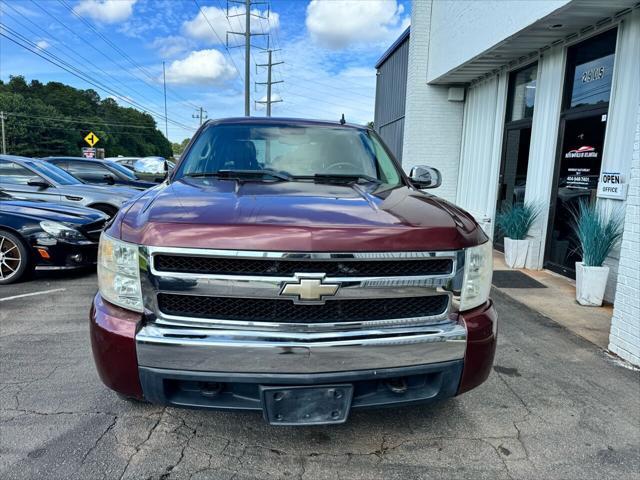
[597,172,627,200]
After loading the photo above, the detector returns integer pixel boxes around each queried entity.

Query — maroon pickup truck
[91,118,496,425]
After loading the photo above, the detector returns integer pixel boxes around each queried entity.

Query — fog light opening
[385,377,408,394]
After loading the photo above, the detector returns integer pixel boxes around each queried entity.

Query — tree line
[0,76,173,158]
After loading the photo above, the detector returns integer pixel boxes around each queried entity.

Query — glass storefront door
[546,113,607,274]
[495,62,537,250]
[495,127,531,249]
[544,28,616,277]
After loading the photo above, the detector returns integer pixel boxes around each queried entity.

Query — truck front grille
[143,247,463,331]
[157,293,450,324]
[154,255,453,277]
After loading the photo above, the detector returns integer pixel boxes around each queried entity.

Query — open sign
[597,172,627,200]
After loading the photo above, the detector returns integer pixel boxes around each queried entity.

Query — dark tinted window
[0,161,35,185]
[68,161,110,175]
[106,161,137,179]
[28,161,82,185]
[565,29,617,109]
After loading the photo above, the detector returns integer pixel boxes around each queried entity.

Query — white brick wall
[609,102,640,366]
[401,0,464,202]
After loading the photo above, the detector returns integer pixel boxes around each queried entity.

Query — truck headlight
[40,221,85,241]
[459,241,493,311]
[98,233,143,312]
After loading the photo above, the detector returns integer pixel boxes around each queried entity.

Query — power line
[2,4,183,122]
[6,113,176,129]
[0,27,195,132]
[56,0,201,112]
[193,0,244,86]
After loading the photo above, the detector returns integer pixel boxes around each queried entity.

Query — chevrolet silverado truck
[91,117,496,426]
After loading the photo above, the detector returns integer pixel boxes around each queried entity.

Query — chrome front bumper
[136,321,467,373]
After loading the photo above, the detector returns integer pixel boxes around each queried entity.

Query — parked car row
[0,154,170,284]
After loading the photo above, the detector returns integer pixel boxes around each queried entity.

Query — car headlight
[98,233,143,312]
[40,221,85,241]
[459,241,493,311]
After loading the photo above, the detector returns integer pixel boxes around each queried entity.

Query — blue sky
[0,0,410,142]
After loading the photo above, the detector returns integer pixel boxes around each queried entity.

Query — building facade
[375,0,640,366]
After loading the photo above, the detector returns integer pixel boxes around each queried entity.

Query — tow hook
[385,377,408,394]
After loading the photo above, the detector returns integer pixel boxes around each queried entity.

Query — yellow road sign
[84,131,99,147]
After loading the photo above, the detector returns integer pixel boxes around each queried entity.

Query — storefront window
[507,64,537,122]
[565,28,617,109]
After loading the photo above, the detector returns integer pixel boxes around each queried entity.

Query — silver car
[0,155,140,218]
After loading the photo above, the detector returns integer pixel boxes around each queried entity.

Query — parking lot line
[0,288,66,302]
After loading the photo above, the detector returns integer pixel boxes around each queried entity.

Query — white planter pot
[504,238,529,269]
[575,262,609,307]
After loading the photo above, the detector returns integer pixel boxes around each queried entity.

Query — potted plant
[571,200,623,307]
[496,203,539,269]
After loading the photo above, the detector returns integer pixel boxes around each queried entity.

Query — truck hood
[116,179,487,251]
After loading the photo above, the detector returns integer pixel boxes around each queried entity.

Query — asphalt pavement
[1,271,639,480]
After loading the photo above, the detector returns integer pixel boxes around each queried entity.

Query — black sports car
[0,190,108,284]
[41,157,157,190]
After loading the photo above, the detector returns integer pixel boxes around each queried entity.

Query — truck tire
[0,230,31,285]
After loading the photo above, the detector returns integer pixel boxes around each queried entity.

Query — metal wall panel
[456,75,506,237]
[374,36,410,160]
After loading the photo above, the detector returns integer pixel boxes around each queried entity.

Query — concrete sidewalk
[492,250,615,351]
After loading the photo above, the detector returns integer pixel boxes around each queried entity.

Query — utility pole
[192,107,208,126]
[255,50,283,116]
[162,61,168,138]
[227,0,270,116]
[0,111,6,154]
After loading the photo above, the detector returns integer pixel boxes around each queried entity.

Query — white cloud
[74,0,137,24]
[152,35,193,58]
[35,40,50,50]
[182,5,279,46]
[164,49,237,86]
[306,0,409,50]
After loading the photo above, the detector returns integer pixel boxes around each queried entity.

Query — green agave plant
[570,200,624,267]
[496,203,540,240]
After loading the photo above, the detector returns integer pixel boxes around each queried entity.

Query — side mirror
[163,160,169,179]
[409,166,442,189]
[104,174,116,185]
[27,177,51,189]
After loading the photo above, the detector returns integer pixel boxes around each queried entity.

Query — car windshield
[174,123,403,186]
[28,160,82,185]
[106,161,138,180]
[134,157,165,174]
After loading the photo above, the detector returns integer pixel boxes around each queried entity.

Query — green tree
[0,76,173,158]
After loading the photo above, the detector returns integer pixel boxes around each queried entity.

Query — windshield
[106,161,138,180]
[28,160,82,185]
[134,157,165,174]
[174,123,403,186]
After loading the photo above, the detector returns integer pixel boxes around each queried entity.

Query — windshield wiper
[185,169,292,182]
[309,174,382,185]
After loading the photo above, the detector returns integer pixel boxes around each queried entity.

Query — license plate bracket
[260,384,353,426]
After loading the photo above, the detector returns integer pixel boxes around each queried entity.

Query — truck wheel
[0,230,31,285]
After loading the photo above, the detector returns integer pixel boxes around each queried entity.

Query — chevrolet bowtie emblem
[280,275,339,303]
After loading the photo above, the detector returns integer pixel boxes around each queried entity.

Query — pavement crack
[81,415,118,464]
[118,407,166,480]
